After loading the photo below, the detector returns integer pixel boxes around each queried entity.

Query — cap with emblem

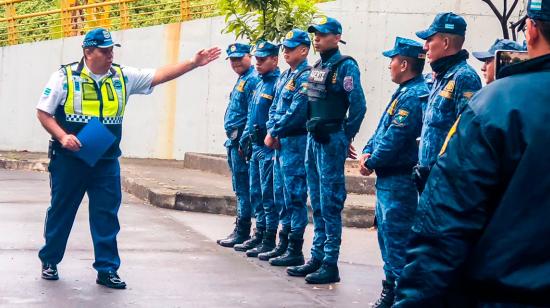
[416,12,467,40]
[82,28,120,48]
[282,29,311,48]
[226,43,251,59]
[252,41,279,57]
[528,0,550,21]
[382,37,426,59]
[308,16,342,35]
[472,39,525,61]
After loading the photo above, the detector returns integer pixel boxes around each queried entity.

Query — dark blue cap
[307,16,342,35]
[472,39,525,61]
[382,37,426,59]
[82,28,120,48]
[252,41,279,57]
[416,12,467,40]
[226,43,251,59]
[282,29,311,48]
[528,0,550,21]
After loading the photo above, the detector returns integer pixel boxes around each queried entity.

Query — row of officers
[218,5,549,308]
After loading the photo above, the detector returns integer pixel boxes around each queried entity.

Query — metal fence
[0,0,218,46]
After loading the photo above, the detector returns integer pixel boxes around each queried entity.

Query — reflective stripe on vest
[63,63,127,125]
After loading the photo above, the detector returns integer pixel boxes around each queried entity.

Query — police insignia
[343,76,354,92]
[113,80,122,89]
[463,91,474,100]
[285,80,295,91]
[259,42,265,49]
[440,80,455,99]
[230,45,237,52]
[439,115,461,156]
[332,72,337,84]
[237,80,246,92]
[260,93,273,100]
[317,16,328,25]
[43,88,51,96]
[299,83,308,94]
[387,99,398,115]
[286,31,294,39]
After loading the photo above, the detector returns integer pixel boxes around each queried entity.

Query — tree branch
[506,0,520,20]
[482,0,503,20]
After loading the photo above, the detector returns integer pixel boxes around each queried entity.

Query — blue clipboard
[74,117,116,167]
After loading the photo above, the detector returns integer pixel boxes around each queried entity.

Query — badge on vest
[343,76,354,92]
[74,81,81,92]
[236,80,246,92]
[310,69,328,82]
[285,80,296,91]
[439,80,455,99]
[113,79,122,89]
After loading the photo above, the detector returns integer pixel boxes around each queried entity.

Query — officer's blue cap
[252,41,279,57]
[416,12,467,40]
[382,37,426,59]
[282,29,311,48]
[528,0,550,21]
[472,39,525,61]
[82,28,120,48]
[226,43,251,59]
[307,16,342,35]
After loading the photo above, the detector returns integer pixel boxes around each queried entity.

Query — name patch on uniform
[236,80,246,92]
[439,115,461,156]
[439,80,455,99]
[343,76,354,92]
[43,88,51,97]
[310,70,327,82]
[260,93,273,100]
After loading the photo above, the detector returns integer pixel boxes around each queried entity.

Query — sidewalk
[0,151,376,228]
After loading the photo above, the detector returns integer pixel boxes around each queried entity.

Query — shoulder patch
[439,115,461,156]
[343,76,354,92]
[392,109,410,126]
[43,88,52,97]
[440,80,455,99]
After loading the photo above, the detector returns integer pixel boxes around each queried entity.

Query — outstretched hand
[192,47,222,67]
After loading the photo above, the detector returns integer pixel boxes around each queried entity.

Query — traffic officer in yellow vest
[36,28,221,289]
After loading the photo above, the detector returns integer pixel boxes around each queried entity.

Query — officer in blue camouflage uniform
[394,1,550,306]
[287,17,367,284]
[359,37,428,308]
[218,43,261,248]
[472,39,524,85]
[234,41,281,258]
[259,29,311,266]
[413,12,482,193]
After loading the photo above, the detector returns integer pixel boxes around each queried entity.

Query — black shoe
[41,263,59,280]
[371,279,395,307]
[258,229,289,261]
[219,219,251,247]
[217,219,238,245]
[286,258,322,277]
[246,230,276,258]
[96,272,127,289]
[234,229,264,252]
[305,263,340,284]
[269,237,305,266]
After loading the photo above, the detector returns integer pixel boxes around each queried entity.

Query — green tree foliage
[217,0,319,43]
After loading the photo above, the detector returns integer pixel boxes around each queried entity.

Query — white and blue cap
[308,16,342,35]
[252,41,279,57]
[226,43,251,59]
[528,0,550,21]
[382,37,426,59]
[416,12,467,40]
[282,29,311,48]
[472,39,525,61]
[82,28,120,48]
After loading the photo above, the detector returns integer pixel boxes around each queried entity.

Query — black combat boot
[219,219,251,247]
[246,230,276,257]
[371,279,395,308]
[217,218,238,245]
[305,262,340,284]
[269,233,305,266]
[234,228,264,252]
[258,228,289,261]
[286,257,322,277]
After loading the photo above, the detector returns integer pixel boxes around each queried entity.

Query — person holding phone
[36,28,221,289]
[472,39,524,84]
[393,0,550,306]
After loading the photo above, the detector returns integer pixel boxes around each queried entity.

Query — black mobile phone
[495,50,530,79]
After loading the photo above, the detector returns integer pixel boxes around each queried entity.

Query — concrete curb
[0,154,374,228]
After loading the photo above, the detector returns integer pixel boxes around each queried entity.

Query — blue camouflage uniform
[415,13,482,189]
[363,37,428,284]
[267,29,311,238]
[305,18,367,266]
[240,41,281,233]
[394,2,550,306]
[224,43,260,222]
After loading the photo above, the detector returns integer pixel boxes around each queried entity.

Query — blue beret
[528,0,550,21]
[307,16,342,35]
[82,28,120,48]
[416,12,467,40]
[382,37,426,59]
[472,39,525,61]
[282,29,311,48]
[253,41,279,57]
[226,43,251,59]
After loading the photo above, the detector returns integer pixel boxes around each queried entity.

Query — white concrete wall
[0,0,526,159]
